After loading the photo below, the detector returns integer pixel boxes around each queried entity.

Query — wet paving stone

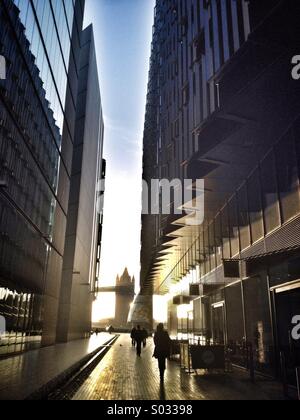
[73,335,284,401]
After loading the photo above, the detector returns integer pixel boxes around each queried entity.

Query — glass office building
[141,0,300,382]
[0,0,85,355]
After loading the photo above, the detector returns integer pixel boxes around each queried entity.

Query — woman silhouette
[153,324,172,382]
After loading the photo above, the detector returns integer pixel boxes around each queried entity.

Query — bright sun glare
[92,293,116,322]
[153,295,168,324]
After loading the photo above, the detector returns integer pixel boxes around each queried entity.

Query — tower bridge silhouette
[97,268,135,329]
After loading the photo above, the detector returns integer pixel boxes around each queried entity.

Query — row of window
[154,1,251,174]
[0,107,60,238]
[191,275,274,374]
[159,0,250,74]
[0,84,60,189]
[172,257,300,380]
[0,198,49,293]
[0,1,72,241]
[0,2,64,187]
[164,119,300,281]
[13,0,75,133]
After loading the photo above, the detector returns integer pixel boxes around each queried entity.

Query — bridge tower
[114,268,135,329]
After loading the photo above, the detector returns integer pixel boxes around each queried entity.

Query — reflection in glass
[0,287,43,356]
[225,283,244,346]
[244,275,274,374]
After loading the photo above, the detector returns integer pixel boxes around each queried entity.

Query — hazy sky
[84,0,155,290]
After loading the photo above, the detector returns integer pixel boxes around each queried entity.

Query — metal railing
[225,342,255,382]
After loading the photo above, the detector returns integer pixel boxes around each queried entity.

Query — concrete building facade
[57,25,104,342]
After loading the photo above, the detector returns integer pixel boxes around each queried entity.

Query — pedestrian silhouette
[107,325,114,334]
[153,324,171,382]
[135,325,144,357]
[131,327,137,347]
[142,328,148,348]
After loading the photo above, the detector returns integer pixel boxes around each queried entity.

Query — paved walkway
[73,335,284,401]
[0,334,112,400]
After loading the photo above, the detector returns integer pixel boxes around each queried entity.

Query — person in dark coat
[153,323,172,382]
[131,327,137,347]
[135,325,144,357]
[142,328,148,348]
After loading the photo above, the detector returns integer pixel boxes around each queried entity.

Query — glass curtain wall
[0,0,78,355]
[165,117,300,375]
[165,118,300,293]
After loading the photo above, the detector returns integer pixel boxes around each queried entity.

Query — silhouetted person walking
[135,325,144,357]
[142,328,148,348]
[131,327,137,347]
[153,324,171,382]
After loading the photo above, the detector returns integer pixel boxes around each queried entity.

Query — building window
[204,228,211,274]
[221,205,231,259]
[275,132,300,223]
[237,184,251,250]
[243,275,274,375]
[260,150,281,234]
[182,83,190,106]
[248,168,264,243]
[228,196,240,257]
[225,282,245,359]
[203,0,211,11]
[193,30,205,63]
[174,118,179,138]
[209,223,217,270]
[215,214,223,266]
[181,16,188,38]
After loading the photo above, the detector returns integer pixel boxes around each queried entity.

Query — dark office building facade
[0,0,85,355]
[141,0,300,382]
